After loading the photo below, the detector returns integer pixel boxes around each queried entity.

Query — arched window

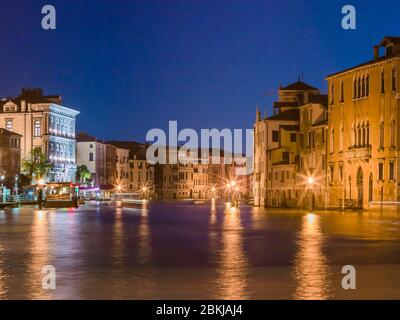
[390,119,396,147]
[34,120,41,137]
[357,77,361,98]
[362,76,365,97]
[366,74,370,96]
[379,121,384,149]
[339,124,344,152]
[5,120,12,131]
[392,68,397,91]
[330,129,334,153]
[362,124,365,146]
[366,122,370,146]
[351,122,355,146]
[357,125,361,147]
[330,83,335,105]
[381,70,385,93]
[89,152,94,161]
[353,79,357,99]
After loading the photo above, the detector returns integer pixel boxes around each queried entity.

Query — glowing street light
[307,176,314,185]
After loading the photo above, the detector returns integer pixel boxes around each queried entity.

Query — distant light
[307,176,314,185]
[230,181,236,187]
[37,179,45,186]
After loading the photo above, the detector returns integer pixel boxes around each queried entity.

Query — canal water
[0,201,400,299]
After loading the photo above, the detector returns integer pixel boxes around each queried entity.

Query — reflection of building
[326,37,400,209]
[0,88,79,182]
[292,213,332,299]
[253,80,323,207]
[0,128,22,186]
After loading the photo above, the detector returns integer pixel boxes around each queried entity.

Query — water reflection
[0,240,5,299]
[136,204,155,298]
[292,213,332,300]
[28,210,53,299]
[215,206,249,299]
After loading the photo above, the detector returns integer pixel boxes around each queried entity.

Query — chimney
[374,45,380,60]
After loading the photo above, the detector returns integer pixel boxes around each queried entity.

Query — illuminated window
[34,120,41,137]
[5,120,12,131]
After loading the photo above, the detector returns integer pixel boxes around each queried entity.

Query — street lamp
[307,176,315,211]
[0,175,4,188]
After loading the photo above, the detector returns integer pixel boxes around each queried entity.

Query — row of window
[49,141,74,163]
[5,119,42,137]
[268,170,296,183]
[330,68,397,104]
[329,162,395,183]
[330,120,395,153]
[49,115,74,138]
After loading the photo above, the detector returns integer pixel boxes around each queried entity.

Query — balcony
[345,146,371,161]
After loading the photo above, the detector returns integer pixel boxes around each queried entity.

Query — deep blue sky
[1,0,399,142]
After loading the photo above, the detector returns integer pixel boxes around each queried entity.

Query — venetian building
[326,37,400,209]
[76,132,107,187]
[0,88,79,182]
[253,80,322,207]
[298,95,328,209]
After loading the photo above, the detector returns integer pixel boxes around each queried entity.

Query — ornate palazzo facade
[327,37,400,208]
[0,88,79,182]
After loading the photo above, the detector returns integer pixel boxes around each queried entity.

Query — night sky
[1,0,399,142]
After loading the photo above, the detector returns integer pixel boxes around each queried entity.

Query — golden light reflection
[113,207,124,267]
[210,199,217,225]
[0,242,5,299]
[215,207,249,299]
[28,210,53,299]
[292,213,333,300]
[136,205,155,297]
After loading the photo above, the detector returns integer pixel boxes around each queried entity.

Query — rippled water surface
[1,201,400,299]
